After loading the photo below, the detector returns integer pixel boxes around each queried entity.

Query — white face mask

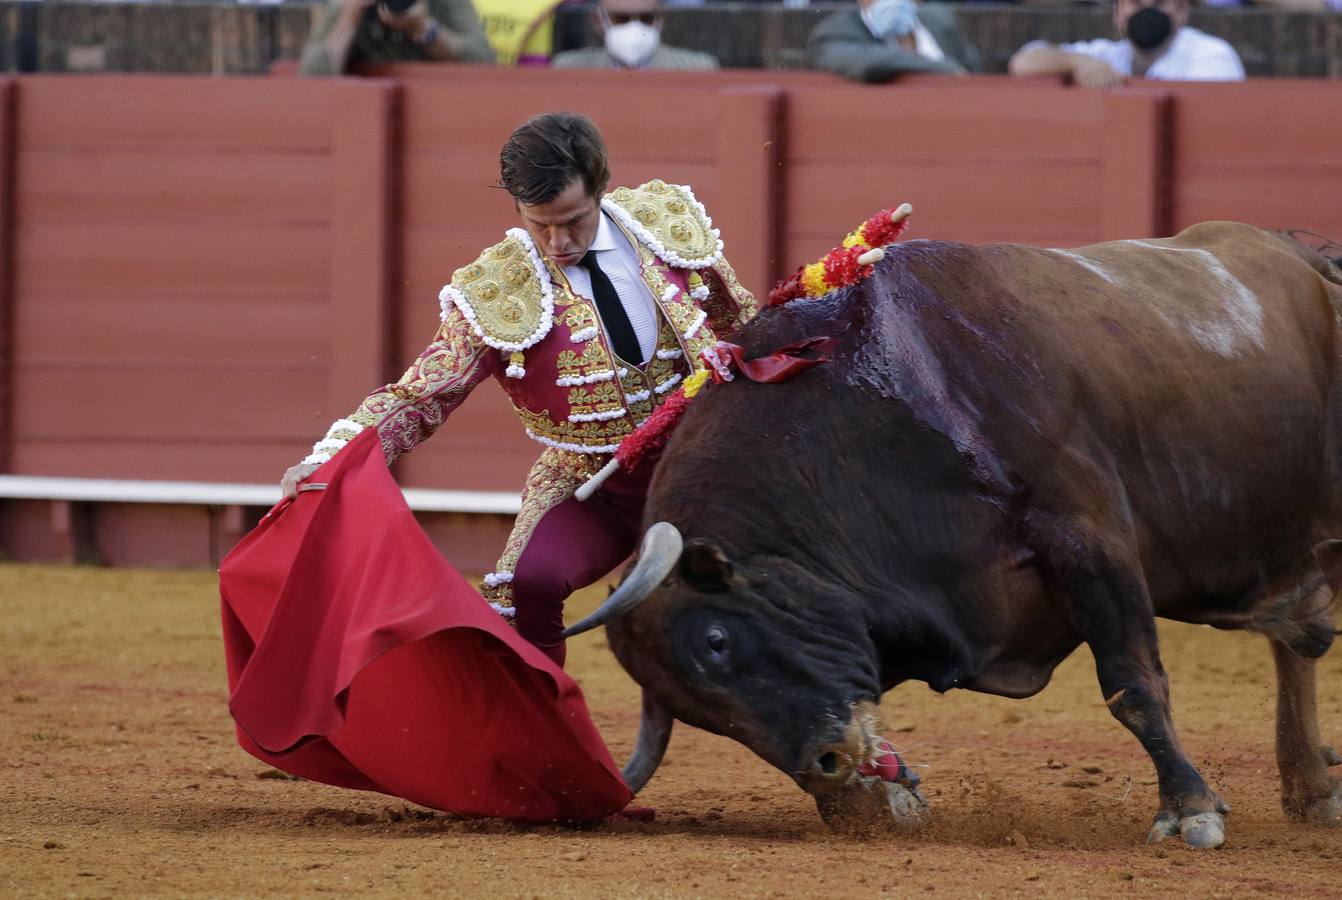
[865,0,919,39]
[603,17,661,68]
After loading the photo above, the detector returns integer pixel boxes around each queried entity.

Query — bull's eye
[706,625,727,654]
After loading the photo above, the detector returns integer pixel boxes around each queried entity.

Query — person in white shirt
[1008,0,1244,89]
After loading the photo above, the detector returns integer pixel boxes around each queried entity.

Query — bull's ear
[681,538,734,593]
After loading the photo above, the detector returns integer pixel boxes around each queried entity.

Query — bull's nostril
[817,752,839,775]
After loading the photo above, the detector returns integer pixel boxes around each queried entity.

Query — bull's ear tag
[681,539,734,593]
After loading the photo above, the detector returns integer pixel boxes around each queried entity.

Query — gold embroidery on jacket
[481,448,605,608]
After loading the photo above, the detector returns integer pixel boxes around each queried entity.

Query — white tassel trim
[489,602,516,619]
[682,309,708,341]
[301,451,333,466]
[483,571,513,587]
[569,407,627,423]
[556,369,616,387]
[601,187,723,270]
[624,388,651,403]
[524,429,622,454]
[654,372,683,395]
[570,326,599,343]
[690,285,710,302]
[505,363,526,379]
[660,284,679,303]
[655,348,683,360]
[311,438,349,454]
[438,229,556,352]
[326,418,365,438]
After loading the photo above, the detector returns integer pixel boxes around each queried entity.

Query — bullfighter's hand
[281,462,322,500]
[378,0,433,36]
[1068,55,1124,90]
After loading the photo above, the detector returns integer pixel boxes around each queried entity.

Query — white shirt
[561,212,659,364]
[859,6,946,63]
[1031,27,1244,81]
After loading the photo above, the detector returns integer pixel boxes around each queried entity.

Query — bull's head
[564,523,897,806]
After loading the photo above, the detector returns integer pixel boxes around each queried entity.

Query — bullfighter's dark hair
[499,112,610,206]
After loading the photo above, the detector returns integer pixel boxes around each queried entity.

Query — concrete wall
[2,2,1340,78]
[0,69,1339,568]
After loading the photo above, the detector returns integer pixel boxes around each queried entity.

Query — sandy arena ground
[2,563,1340,897]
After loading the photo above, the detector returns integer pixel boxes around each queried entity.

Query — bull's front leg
[1052,552,1228,849]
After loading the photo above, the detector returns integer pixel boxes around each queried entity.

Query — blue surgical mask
[865,0,919,40]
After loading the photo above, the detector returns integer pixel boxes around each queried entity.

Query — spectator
[808,0,980,83]
[1008,0,1244,87]
[474,0,569,66]
[551,0,719,70]
[299,0,495,76]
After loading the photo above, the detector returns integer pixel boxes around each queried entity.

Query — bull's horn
[562,522,684,638]
[623,689,674,794]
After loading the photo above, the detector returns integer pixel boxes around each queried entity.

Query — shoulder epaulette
[603,180,723,270]
[439,229,555,354]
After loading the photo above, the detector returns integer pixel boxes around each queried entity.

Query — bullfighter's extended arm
[300,303,499,467]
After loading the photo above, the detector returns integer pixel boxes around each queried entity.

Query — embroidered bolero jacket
[302,181,757,468]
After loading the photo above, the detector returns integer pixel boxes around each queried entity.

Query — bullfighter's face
[515,179,603,270]
[606,538,887,792]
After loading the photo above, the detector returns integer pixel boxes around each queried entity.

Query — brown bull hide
[604,222,1342,850]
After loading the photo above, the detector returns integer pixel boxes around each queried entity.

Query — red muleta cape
[219,429,632,822]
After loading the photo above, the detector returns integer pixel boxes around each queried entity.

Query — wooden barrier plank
[784,85,1106,164]
[16,295,327,367]
[0,79,13,473]
[400,79,717,161]
[17,220,328,298]
[1174,168,1342,235]
[327,80,397,417]
[18,149,330,225]
[1170,82,1342,238]
[1100,90,1171,240]
[11,368,328,441]
[8,442,309,484]
[782,159,1104,253]
[714,86,783,297]
[17,76,336,150]
[1170,82,1342,166]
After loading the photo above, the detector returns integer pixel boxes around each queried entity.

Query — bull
[566,221,1342,849]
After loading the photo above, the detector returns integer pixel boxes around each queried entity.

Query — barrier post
[715,85,784,298]
[1101,89,1172,241]
[0,80,14,473]
[328,80,399,417]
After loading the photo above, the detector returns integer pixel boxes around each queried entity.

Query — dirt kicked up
[2,563,1339,898]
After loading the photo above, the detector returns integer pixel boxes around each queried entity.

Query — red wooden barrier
[0,70,1339,568]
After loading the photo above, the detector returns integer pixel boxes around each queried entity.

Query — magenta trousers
[510,461,655,666]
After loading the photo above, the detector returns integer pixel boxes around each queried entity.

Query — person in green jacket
[299,0,496,76]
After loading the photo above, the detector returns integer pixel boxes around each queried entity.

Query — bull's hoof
[1322,745,1342,768]
[1145,810,1225,849]
[1284,779,1342,825]
[814,773,928,835]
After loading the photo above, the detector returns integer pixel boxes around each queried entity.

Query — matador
[282,112,755,666]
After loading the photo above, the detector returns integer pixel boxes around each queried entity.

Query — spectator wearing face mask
[808,0,980,83]
[1008,0,1244,88]
[551,0,719,70]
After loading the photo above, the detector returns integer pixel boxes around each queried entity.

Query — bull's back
[893,222,1340,610]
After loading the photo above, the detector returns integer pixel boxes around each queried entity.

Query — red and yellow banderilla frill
[576,203,913,501]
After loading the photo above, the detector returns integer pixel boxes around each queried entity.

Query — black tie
[579,251,643,366]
